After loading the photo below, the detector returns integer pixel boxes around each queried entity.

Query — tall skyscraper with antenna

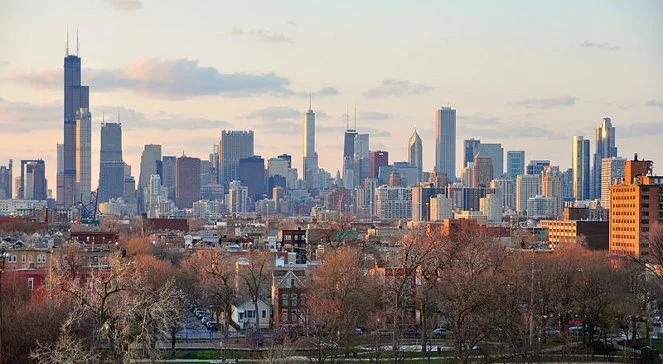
[592,117,617,200]
[303,96,318,190]
[342,109,358,189]
[60,29,89,208]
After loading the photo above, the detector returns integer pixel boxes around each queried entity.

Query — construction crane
[76,189,99,225]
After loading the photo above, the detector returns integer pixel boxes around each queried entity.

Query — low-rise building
[540,220,609,250]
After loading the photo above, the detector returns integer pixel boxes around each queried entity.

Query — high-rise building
[562,168,574,202]
[472,155,493,188]
[447,185,493,211]
[477,143,504,177]
[56,144,64,203]
[592,118,617,199]
[527,195,556,219]
[268,156,290,179]
[20,160,47,200]
[175,155,201,209]
[408,130,423,182]
[228,180,249,213]
[506,151,525,180]
[353,134,370,187]
[490,178,516,211]
[375,185,412,219]
[138,144,162,212]
[480,193,502,223]
[601,157,625,208]
[430,194,453,221]
[98,122,124,203]
[572,136,591,201]
[303,100,318,190]
[463,138,481,168]
[369,151,389,179]
[239,156,266,200]
[161,156,177,200]
[61,36,90,208]
[0,160,12,199]
[412,182,445,222]
[609,156,661,258]
[219,130,254,187]
[542,166,563,217]
[526,160,551,176]
[75,108,91,202]
[435,107,456,180]
[516,174,541,213]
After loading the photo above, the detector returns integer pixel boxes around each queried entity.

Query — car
[432,327,450,337]
[569,325,584,335]
[352,327,364,336]
[545,327,561,335]
[403,326,419,338]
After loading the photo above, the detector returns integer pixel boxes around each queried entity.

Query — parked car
[569,325,584,335]
[352,327,364,336]
[432,327,450,337]
[403,326,419,338]
[545,327,561,336]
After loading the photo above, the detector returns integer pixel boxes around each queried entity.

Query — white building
[231,299,271,330]
[490,178,515,211]
[526,195,555,219]
[516,174,541,213]
[430,194,453,221]
[601,157,625,208]
[480,193,502,223]
[375,185,412,219]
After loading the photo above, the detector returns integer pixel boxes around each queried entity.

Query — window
[247,310,254,318]
[262,310,266,319]
[21,255,26,263]
[27,277,34,290]
[37,254,46,263]
[8,254,16,263]
[291,294,298,306]
[282,309,288,322]
[281,293,288,306]
[290,278,295,287]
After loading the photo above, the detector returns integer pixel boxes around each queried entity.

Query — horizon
[1,0,662,190]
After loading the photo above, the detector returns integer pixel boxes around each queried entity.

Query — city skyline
[1,1,662,190]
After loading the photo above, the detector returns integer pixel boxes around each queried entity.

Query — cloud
[0,97,60,132]
[459,113,566,139]
[228,28,293,43]
[9,58,338,99]
[247,107,300,120]
[286,20,297,27]
[619,121,663,138]
[516,96,576,109]
[646,99,663,108]
[579,41,620,50]
[106,0,143,11]
[363,79,433,98]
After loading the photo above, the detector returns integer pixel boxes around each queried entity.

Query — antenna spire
[76,28,79,56]
[65,26,69,56]
[309,94,312,110]
[117,111,121,124]
[102,112,105,123]
[345,106,349,130]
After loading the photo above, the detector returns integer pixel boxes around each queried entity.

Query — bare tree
[239,250,273,331]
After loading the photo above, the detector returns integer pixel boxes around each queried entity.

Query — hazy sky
[1,0,662,190]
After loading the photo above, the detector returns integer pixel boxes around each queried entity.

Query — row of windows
[281,293,303,307]
[612,242,636,247]
[5,254,47,264]
[612,234,636,240]
[280,309,304,322]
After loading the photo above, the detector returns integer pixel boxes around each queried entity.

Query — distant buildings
[542,166,563,217]
[175,155,201,209]
[463,138,481,168]
[572,136,591,200]
[600,157,625,208]
[353,134,370,187]
[516,174,540,214]
[526,160,550,177]
[435,107,456,180]
[430,194,453,221]
[369,151,388,179]
[0,160,12,199]
[303,101,318,190]
[375,185,412,219]
[19,160,47,200]
[239,156,266,200]
[412,183,444,222]
[592,118,617,199]
[138,144,162,212]
[75,108,91,202]
[98,122,124,203]
[408,130,423,182]
[228,181,249,213]
[472,155,493,188]
[477,143,504,178]
[219,130,254,187]
[506,151,525,181]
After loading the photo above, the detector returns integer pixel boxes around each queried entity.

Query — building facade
[435,107,456,180]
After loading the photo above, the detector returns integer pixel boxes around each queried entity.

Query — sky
[1,0,662,191]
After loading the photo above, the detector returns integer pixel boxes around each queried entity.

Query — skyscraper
[161,156,177,200]
[408,130,423,182]
[98,122,124,203]
[506,150,525,180]
[61,34,89,208]
[20,160,47,200]
[472,155,493,188]
[526,160,551,176]
[303,99,318,190]
[219,130,254,187]
[175,155,201,209]
[601,157,625,208]
[369,151,389,179]
[353,134,370,187]
[542,166,563,217]
[412,182,445,222]
[342,117,358,188]
[592,118,617,199]
[463,138,481,167]
[239,155,266,200]
[572,136,591,200]
[75,108,91,202]
[477,143,504,177]
[138,144,162,212]
[56,144,64,203]
[0,160,12,199]
[435,106,456,180]
[516,174,541,213]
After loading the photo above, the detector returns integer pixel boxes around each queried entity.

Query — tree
[238,250,273,331]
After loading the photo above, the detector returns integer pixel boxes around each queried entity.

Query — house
[272,267,309,327]
[278,227,307,264]
[231,298,271,330]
